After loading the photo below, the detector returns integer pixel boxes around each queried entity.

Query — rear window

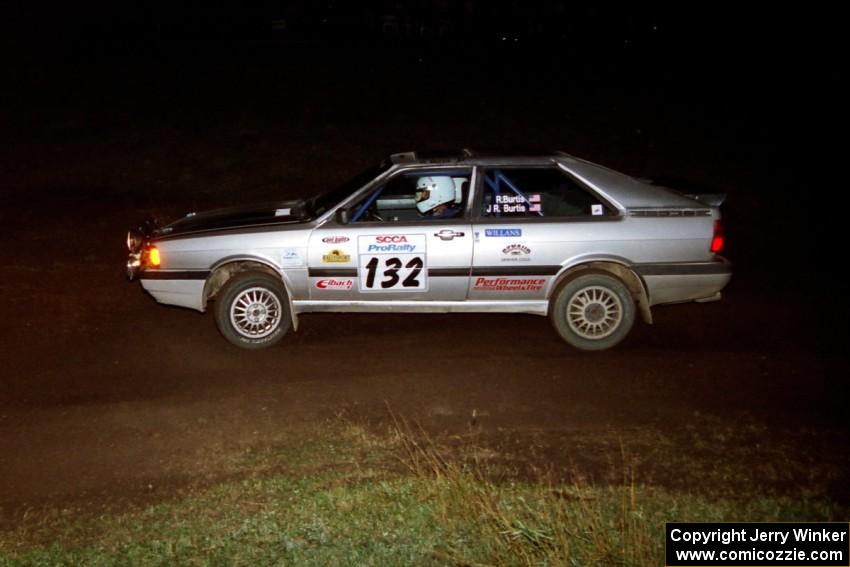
[479,167,614,218]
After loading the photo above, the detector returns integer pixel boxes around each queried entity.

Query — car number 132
[358,234,427,292]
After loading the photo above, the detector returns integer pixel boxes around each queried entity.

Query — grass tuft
[2,415,846,566]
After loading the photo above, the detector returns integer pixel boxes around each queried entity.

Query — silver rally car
[126,150,731,350]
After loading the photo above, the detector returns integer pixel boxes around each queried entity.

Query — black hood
[155,200,311,238]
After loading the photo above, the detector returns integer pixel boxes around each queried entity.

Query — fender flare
[202,257,300,331]
[548,260,653,325]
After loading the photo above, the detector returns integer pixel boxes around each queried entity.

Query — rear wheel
[550,273,635,351]
[215,272,290,349]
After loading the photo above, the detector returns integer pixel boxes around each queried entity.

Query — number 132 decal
[363,256,425,290]
[358,234,428,292]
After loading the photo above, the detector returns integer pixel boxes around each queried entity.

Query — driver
[414,176,461,219]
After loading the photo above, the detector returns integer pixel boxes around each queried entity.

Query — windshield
[309,162,392,217]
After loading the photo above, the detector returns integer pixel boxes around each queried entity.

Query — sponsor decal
[591,204,604,216]
[501,243,531,262]
[362,234,420,253]
[281,247,304,266]
[315,278,354,290]
[502,244,531,256]
[367,243,417,253]
[485,228,522,237]
[322,249,351,263]
[322,235,350,244]
[274,208,291,217]
[473,277,545,292]
[375,235,408,243]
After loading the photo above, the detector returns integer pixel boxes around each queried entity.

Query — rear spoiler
[682,193,726,207]
[638,177,726,207]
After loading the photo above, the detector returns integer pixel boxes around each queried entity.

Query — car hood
[155,200,311,238]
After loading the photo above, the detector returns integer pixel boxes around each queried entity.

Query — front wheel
[215,272,291,349]
[550,273,635,351]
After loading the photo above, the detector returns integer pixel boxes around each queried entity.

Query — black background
[3,3,842,278]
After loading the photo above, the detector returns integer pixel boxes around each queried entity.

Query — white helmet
[415,176,456,214]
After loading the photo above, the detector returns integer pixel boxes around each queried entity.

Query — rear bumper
[634,257,732,306]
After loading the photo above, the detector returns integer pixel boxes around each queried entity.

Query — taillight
[710,219,725,254]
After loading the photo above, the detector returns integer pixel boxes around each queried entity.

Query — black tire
[550,273,635,351]
[215,272,291,350]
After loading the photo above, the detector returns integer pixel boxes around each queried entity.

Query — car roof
[389,148,562,166]
[388,149,708,209]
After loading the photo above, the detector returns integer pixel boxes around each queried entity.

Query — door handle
[434,230,465,241]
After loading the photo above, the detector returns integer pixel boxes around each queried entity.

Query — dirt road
[1,198,848,528]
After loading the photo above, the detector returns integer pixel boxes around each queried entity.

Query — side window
[479,168,613,218]
[351,169,471,222]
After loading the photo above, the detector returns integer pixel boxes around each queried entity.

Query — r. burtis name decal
[485,194,541,214]
[473,277,545,292]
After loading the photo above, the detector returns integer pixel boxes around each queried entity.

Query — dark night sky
[4,3,839,171]
[4,3,838,113]
[3,3,840,177]
[2,2,841,196]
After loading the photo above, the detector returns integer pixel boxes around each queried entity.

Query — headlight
[127,228,144,252]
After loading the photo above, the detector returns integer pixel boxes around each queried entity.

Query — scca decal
[375,235,408,243]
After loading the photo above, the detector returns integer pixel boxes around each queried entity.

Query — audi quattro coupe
[126,150,731,351]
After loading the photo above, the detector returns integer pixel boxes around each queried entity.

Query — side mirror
[335,208,351,225]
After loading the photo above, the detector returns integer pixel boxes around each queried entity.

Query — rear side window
[479,167,613,218]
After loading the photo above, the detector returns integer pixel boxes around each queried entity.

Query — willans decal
[485,228,522,237]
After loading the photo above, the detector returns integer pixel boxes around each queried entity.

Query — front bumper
[127,253,142,280]
[125,219,159,280]
[140,277,207,311]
